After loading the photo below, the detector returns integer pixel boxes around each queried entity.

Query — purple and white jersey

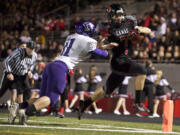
[56,33,97,69]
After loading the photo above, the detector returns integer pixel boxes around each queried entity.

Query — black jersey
[108,16,138,57]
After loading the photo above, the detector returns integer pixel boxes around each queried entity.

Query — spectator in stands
[70,16,82,32]
[149,41,158,60]
[141,36,151,50]
[164,27,172,45]
[150,14,159,34]
[36,33,46,47]
[143,12,153,27]
[46,41,58,58]
[0,0,180,63]
[173,45,180,62]
[149,32,156,45]
[158,35,167,49]
[157,45,165,63]
[20,30,32,43]
[37,43,47,59]
[0,44,8,58]
[164,45,173,62]
[132,49,139,59]
[172,30,180,45]
[56,17,66,31]
[157,17,167,37]
[168,12,178,31]
[30,61,46,99]
[60,26,70,38]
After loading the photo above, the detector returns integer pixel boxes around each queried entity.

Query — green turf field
[0,113,180,135]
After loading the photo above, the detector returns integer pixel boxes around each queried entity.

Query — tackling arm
[97,37,118,50]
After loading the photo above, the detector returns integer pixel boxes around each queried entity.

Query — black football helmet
[107,4,126,20]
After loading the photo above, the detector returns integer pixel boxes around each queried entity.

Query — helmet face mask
[75,21,95,37]
[112,14,125,24]
[107,4,126,24]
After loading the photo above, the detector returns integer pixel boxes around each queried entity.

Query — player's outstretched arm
[97,37,118,50]
[135,26,152,34]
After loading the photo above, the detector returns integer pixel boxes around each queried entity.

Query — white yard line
[0,124,179,134]
[0,117,155,131]
[0,118,179,134]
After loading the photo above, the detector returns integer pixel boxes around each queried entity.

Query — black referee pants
[0,72,28,98]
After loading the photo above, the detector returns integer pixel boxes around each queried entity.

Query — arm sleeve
[89,48,108,58]
[3,48,22,73]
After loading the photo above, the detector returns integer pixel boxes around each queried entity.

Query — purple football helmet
[75,21,95,37]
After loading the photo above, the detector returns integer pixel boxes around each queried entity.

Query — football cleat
[8,103,19,124]
[19,109,28,126]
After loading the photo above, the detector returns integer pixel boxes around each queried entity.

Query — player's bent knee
[41,96,51,106]
[34,96,51,111]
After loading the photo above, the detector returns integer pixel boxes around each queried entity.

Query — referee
[0,41,37,97]
[0,41,37,123]
[0,41,37,98]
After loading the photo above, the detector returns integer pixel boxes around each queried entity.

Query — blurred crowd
[0,0,180,63]
[131,0,180,63]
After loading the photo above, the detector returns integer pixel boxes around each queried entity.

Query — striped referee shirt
[3,48,37,76]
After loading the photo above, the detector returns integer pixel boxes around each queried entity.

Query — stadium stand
[0,0,180,63]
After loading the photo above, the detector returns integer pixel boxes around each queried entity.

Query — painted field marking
[0,124,180,134]
[0,130,51,135]
[0,118,180,134]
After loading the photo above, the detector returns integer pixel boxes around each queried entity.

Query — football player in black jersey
[78,3,152,119]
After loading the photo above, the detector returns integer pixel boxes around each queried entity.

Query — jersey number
[61,38,75,56]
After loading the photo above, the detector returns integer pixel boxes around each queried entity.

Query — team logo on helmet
[75,21,95,37]
[83,22,95,33]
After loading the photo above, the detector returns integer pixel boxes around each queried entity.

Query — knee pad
[135,75,146,90]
